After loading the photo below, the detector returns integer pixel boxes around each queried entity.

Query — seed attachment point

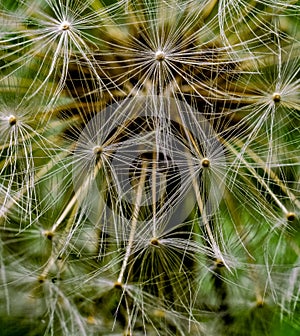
[286,212,296,222]
[8,115,17,126]
[38,275,46,283]
[43,230,54,240]
[59,20,71,31]
[114,281,123,289]
[87,316,96,325]
[150,238,160,246]
[272,92,281,103]
[201,158,210,168]
[214,259,224,268]
[93,145,103,156]
[155,50,166,61]
[256,300,264,308]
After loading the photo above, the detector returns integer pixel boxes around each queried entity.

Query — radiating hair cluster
[0,0,299,335]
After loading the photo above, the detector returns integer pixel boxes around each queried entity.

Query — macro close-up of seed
[0,1,300,335]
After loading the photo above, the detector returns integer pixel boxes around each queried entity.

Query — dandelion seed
[98,1,244,102]
[0,0,119,103]
[0,78,58,222]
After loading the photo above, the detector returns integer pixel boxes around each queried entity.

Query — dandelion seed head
[2,1,300,332]
[272,92,281,103]
[155,50,166,61]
